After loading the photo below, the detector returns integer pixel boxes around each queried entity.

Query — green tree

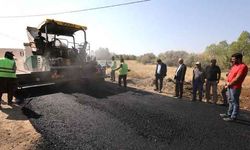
[185,53,200,67]
[230,31,250,64]
[203,41,230,70]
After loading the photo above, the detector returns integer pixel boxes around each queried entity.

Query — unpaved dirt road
[0,96,41,150]
[16,81,250,150]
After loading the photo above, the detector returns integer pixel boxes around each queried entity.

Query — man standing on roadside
[192,62,205,101]
[154,59,167,93]
[0,51,17,109]
[115,58,129,87]
[205,59,221,104]
[174,58,187,99]
[220,53,248,121]
[110,56,117,82]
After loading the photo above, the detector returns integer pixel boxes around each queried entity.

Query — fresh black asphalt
[21,82,250,150]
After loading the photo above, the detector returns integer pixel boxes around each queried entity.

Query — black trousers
[119,74,127,87]
[175,80,184,98]
[155,75,164,91]
[0,77,17,103]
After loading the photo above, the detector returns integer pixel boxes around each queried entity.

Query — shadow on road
[21,107,42,119]
[235,119,250,126]
[1,105,28,120]
[234,112,250,126]
[16,81,152,102]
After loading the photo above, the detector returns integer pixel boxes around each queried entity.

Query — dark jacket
[175,64,187,82]
[155,63,167,77]
[205,65,221,81]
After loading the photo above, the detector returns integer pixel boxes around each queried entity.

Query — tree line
[94,48,137,60]
[138,31,250,70]
[95,31,250,70]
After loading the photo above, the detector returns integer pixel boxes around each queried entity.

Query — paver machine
[17,19,103,89]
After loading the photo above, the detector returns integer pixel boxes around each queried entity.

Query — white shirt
[157,64,161,74]
[111,60,117,70]
[176,64,183,75]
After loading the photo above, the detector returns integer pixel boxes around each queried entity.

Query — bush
[137,53,156,64]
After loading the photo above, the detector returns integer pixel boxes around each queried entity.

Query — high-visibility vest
[119,63,128,75]
[0,58,16,78]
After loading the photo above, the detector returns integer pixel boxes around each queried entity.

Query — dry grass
[107,60,250,110]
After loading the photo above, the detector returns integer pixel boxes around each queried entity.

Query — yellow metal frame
[44,19,87,30]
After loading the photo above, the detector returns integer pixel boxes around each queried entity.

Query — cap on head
[4,51,14,59]
[195,61,201,65]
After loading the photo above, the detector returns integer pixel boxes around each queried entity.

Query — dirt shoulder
[0,94,41,150]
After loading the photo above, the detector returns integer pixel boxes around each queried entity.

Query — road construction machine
[16,19,104,89]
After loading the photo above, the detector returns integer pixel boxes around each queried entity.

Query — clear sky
[0,0,250,56]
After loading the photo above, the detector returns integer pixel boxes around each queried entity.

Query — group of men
[110,56,129,87]
[191,59,221,103]
[153,52,248,122]
[154,57,222,103]
[109,53,248,122]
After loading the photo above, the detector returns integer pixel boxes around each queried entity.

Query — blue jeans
[192,81,203,101]
[227,88,241,119]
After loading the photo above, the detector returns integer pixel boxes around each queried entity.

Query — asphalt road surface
[21,81,250,150]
